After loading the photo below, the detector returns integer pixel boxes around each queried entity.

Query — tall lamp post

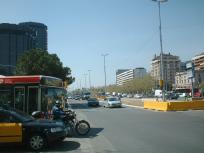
[84,74,88,89]
[88,70,92,89]
[102,53,109,94]
[152,0,168,101]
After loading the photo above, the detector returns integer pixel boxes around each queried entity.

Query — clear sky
[0,0,204,90]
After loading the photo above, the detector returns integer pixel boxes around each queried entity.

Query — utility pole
[88,70,92,89]
[84,74,87,89]
[102,53,109,94]
[152,0,168,101]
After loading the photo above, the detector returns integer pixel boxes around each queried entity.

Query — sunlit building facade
[151,53,181,88]
[192,52,204,86]
[116,68,147,86]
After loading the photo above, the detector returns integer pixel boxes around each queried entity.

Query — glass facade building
[0,22,47,75]
[19,22,47,51]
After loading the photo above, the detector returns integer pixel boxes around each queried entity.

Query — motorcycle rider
[52,100,65,120]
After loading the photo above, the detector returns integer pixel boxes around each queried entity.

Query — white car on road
[105,97,122,108]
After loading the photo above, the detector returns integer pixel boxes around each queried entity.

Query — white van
[155,89,162,98]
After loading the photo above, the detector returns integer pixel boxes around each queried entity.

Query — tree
[105,74,154,94]
[16,48,75,84]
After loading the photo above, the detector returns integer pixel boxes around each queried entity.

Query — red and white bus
[0,75,67,114]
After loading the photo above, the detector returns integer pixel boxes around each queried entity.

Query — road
[1,99,204,153]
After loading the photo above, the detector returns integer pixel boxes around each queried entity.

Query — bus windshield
[41,87,67,112]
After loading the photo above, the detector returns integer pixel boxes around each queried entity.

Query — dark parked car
[166,92,179,100]
[87,98,99,107]
[0,107,67,151]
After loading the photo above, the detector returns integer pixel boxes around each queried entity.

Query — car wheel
[29,134,46,151]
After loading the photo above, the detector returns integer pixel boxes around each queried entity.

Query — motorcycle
[32,109,90,136]
[62,109,90,136]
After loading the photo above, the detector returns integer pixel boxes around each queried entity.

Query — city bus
[0,75,67,114]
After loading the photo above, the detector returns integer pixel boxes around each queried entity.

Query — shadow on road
[45,140,80,152]
[70,102,103,110]
[0,140,80,153]
[76,127,104,139]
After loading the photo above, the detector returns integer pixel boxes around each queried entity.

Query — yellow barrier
[168,102,191,111]
[190,101,204,110]
[144,101,169,111]
[143,100,204,111]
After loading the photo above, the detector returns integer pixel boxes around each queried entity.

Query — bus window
[28,87,38,114]
[0,89,12,107]
[14,87,25,112]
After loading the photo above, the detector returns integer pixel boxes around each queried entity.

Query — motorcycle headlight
[50,127,63,133]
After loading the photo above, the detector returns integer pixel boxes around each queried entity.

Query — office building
[0,22,47,75]
[116,68,147,86]
[151,53,180,87]
[134,67,147,78]
[19,22,47,51]
[0,23,36,75]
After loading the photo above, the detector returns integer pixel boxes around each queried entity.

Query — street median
[121,98,143,107]
[144,100,204,111]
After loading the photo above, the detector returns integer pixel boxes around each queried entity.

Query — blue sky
[0,0,204,89]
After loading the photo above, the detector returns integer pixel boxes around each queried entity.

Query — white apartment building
[192,52,204,86]
[173,71,192,89]
[151,53,180,85]
[116,68,146,86]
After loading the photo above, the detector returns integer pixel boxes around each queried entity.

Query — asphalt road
[1,99,204,153]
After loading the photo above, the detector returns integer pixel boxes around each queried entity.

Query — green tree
[105,74,154,94]
[16,48,75,84]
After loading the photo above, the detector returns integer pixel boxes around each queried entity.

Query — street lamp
[152,0,168,101]
[102,53,109,94]
[84,74,88,89]
[88,70,92,89]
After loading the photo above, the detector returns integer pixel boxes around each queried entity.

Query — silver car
[105,97,122,108]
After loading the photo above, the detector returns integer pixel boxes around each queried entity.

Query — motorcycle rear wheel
[75,120,90,135]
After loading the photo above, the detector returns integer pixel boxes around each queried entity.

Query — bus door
[14,87,25,112]
[27,86,41,114]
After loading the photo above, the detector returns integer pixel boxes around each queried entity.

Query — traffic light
[159,80,163,90]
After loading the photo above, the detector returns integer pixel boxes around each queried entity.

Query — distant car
[165,92,179,100]
[122,93,127,97]
[155,89,162,98]
[134,94,143,99]
[87,98,99,107]
[74,95,81,100]
[178,92,187,98]
[105,97,122,108]
[82,92,91,100]
[127,94,133,98]
[68,96,73,99]
[194,91,201,97]
[0,107,67,151]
